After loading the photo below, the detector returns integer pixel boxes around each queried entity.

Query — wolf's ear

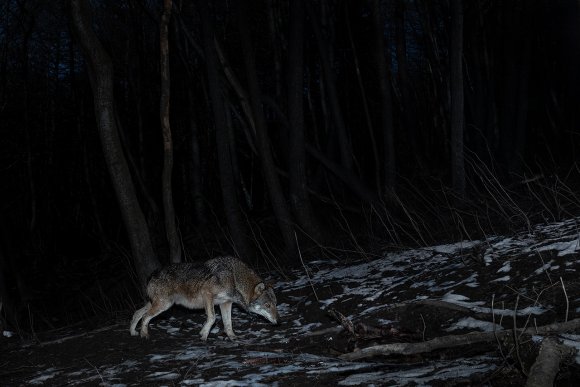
[254,282,265,295]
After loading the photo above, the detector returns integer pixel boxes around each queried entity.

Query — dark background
[1,0,579,333]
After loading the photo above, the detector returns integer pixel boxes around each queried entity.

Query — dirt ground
[2,219,580,385]
[1,288,578,386]
[0,297,514,386]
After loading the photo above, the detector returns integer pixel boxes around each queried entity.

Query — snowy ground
[2,218,580,385]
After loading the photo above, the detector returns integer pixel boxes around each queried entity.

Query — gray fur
[129,256,279,340]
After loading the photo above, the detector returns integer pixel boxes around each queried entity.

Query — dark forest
[1,0,580,371]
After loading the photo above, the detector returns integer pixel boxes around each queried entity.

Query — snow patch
[537,239,580,256]
[446,317,503,332]
[498,261,511,273]
[559,334,580,364]
[28,368,60,385]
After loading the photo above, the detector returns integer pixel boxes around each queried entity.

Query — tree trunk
[187,90,206,225]
[450,0,466,196]
[235,0,296,255]
[345,2,380,192]
[159,0,181,263]
[0,239,12,329]
[370,0,396,194]
[395,0,418,162]
[287,0,322,241]
[266,0,282,99]
[508,3,532,175]
[70,32,108,250]
[20,9,35,232]
[69,0,160,290]
[306,3,354,172]
[199,0,254,260]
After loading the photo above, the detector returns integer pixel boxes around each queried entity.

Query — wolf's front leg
[199,294,216,341]
[219,301,236,339]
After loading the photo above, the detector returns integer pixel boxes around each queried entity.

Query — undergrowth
[3,161,580,337]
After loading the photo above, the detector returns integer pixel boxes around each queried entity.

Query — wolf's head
[248,283,279,325]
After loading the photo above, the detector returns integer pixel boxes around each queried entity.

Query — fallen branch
[525,337,575,387]
[340,318,580,361]
[35,323,123,347]
[306,326,343,337]
[414,299,475,315]
[327,309,355,336]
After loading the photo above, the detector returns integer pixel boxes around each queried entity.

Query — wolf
[129,256,279,340]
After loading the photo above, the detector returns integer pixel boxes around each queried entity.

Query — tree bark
[287,0,322,241]
[526,337,574,387]
[235,0,296,255]
[159,0,181,263]
[199,0,254,260]
[69,0,160,289]
[450,0,466,196]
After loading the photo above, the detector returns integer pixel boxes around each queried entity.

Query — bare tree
[235,0,296,255]
[69,0,160,289]
[450,0,465,196]
[306,2,354,172]
[199,0,254,259]
[187,89,206,225]
[370,0,396,194]
[395,0,418,161]
[287,0,322,241]
[159,0,181,263]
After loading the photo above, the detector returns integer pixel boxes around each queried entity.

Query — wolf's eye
[264,303,271,308]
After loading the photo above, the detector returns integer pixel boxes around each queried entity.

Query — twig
[560,277,569,322]
[295,231,319,302]
[492,294,506,360]
[84,358,104,385]
[419,313,426,342]
[305,326,344,337]
[534,249,553,285]
[36,323,123,347]
[512,295,527,376]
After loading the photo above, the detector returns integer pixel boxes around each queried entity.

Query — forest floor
[2,218,580,386]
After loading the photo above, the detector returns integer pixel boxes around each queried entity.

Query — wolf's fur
[129,256,278,340]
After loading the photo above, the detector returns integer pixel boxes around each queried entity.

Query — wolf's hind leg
[130,302,151,336]
[139,299,173,339]
[199,293,216,341]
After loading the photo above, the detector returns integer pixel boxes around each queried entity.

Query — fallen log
[340,317,580,361]
[525,337,575,387]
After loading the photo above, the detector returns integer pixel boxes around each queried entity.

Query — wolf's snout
[268,313,279,325]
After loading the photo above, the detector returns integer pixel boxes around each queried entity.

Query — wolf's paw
[225,331,237,340]
[199,330,210,341]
